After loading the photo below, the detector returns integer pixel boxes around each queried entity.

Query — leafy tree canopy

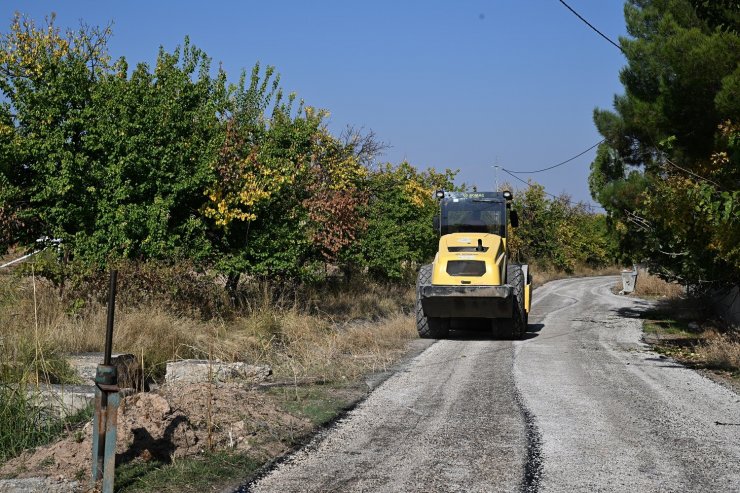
[0,14,464,285]
[590,0,740,286]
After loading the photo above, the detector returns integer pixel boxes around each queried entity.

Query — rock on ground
[67,353,142,389]
[164,360,271,385]
[0,477,80,493]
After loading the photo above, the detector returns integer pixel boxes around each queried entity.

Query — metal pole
[92,269,120,493]
[104,270,118,366]
[439,199,443,236]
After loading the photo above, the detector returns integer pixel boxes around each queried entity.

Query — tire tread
[416,264,449,339]
[502,264,526,340]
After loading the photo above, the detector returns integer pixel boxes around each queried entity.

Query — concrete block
[165,360,271,385]
[67,353,142,389]
[0,477,80,493]
[712,285,740,327]
[25,384,95,419]
[621,267,638,294]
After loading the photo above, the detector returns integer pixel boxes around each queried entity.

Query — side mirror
[510,210,519,228]
[432,215,440,233]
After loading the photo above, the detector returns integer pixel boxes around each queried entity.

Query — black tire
[501,264,526,340]
[416,264,450,339]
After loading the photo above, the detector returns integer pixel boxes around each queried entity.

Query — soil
[0,382,311,484]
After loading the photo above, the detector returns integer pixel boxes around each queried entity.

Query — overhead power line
[505,140,604,174]
[501,168,604,212]
[557,0,625,54]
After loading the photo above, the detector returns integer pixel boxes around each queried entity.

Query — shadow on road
[614,306,650,319]
[445,321,542,341]
[527,323,545,333]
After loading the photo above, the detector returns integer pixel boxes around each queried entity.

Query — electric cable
[557,0,625,53]
[504,139,604,174]
[501,168,604,211]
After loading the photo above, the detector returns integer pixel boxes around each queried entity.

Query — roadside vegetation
[642,305,740,381]
[589,1,739,289]
[0,265,420,489]
[622,272,740,382]
[507,182,620,286]
[0,12,620,490]
[0,384,93,464]
[0,265,418,385]
[590,1,739,382]
[629,272,685,299]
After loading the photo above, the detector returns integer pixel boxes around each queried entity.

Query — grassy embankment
[0,260,621,490]
[0,261,417,489]
[624,272,739,381]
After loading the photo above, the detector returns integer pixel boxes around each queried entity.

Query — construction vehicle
[416,190,531,339]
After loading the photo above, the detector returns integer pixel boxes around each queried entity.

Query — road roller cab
[416,191,532,339]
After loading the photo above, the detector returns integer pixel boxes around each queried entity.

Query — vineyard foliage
[0,14,615,285]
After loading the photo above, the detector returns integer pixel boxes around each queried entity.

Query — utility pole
[492,158,500,191]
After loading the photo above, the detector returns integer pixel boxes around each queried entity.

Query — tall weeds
[697,332,740,372]
[0,384,92,463]
[0,264,418,464]
[632,272,685,298]
[0,266,417,384]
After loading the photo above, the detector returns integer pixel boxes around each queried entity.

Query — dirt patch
[0,383,311,482]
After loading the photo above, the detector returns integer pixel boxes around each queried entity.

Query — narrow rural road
[247,277,740,492]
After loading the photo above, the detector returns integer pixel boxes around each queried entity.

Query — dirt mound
[0,383,310,483]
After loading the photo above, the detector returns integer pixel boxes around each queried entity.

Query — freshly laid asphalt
[247,277,740,493]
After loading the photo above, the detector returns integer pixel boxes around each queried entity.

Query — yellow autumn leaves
[205,161,294,226]
[202,120,367,228]
[0,14,111,80]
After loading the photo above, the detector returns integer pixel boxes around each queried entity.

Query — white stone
[164,360,271,385]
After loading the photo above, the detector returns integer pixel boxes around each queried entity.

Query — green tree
[0,15,230,268]
[0,14,112,253]
[510,184,614,272]
[345,162,459,280]
[590,0,740,286]
[0,14,474,289]
[204,85,332,283]
[75,39,228,265]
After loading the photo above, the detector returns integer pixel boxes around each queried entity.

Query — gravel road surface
[247,276,740,492]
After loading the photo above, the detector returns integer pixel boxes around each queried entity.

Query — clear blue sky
[2,1,629,209]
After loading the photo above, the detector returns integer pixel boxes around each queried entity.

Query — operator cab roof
[438,191,511,202]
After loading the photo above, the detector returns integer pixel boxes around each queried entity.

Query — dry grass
[303,281,415,321]
[696,332,740,372]
[0,270,417,385]
[638,290,739,378]
[0,265,418,476]
[0,272,79,384]
[631,272,685,298]
[0,260,671,386]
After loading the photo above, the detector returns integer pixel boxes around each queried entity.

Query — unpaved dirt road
[247,277,740,492]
